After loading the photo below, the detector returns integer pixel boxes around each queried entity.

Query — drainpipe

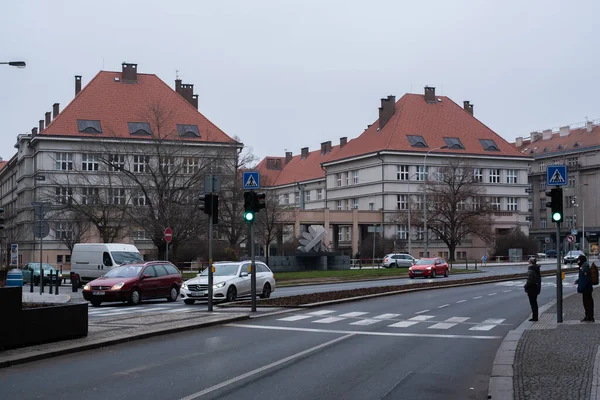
[296,182,304,210]
[376,152,385,259]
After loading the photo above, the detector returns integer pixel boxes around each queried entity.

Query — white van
[71,243,143,283]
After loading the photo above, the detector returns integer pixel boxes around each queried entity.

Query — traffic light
[0,207,4,230]
[198,194,218,224]
[255,193,266,212]
[243,192,255,222]
[198,194,209,214]
[545,187,563,224]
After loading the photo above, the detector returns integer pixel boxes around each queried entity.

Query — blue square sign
[242,171,260,190]
[547,165,567,186]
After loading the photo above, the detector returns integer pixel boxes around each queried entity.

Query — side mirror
[240,272,249,278]
[141,274,151,279]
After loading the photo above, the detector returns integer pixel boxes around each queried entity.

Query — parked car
[545,250,558,258]
[82,261,182,307]
[22,263,62,286]
[409,257,449,279]
[180,261,276,304]
[564,250,585,265]
[382,253,417,268]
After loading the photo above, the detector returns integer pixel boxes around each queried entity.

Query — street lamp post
[423,146,448,257]
[406,172,420,256]
[0,61,26,69]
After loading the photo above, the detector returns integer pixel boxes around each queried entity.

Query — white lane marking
[409,315,435,321]
[278,315,313,322]
[350,319,381,326]
[428,323,457,330]
[373,313,400,319]
[438,304,450,308]
[469,324,496,331]
[308,310,336,316]
[388,321,419,328]
[445,317,470,323]
[415,310,430,314]
[226,323,503,340]
[488,293,497,296]
[473,296,482,299]
[179,333,355,400]
[163,308,199,313]
[312,317,346,324]
[502,290,512,293]
[456,300,467,303]
[339,312,369,318]
[482,318,506,324]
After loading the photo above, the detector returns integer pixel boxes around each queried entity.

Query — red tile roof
[42,71,237,144]
[515,125,600,155]
[257,92,528,187]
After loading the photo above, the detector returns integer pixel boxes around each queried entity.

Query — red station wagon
[408,257,450,279]
[82,261,182,306]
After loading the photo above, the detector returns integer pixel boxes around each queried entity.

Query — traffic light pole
[556,222,562,323]
[251,222,257,312]
[208,195,214,312]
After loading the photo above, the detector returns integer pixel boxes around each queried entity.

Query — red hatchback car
[408,257,449,279]
[82,261,182,307]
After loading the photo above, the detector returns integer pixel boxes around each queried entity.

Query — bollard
[49,270,53,294]
[40,267,44,294]
[475,260,478,270]
[71,272,79,293]
[55,269,60,295]
[465,259,469,270]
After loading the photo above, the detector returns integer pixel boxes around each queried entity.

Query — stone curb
[0,314,250,369]
[487,291,578,400]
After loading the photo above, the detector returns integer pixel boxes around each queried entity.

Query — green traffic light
[244,211,254,221]
[552,212,562,222]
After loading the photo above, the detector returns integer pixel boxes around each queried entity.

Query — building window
[541,218,547,229]
[457,200,466,211]
[369,202,374,211]
[566,196,574,208]
[507,197,518,211]
[317,189,323,200]
[479,139,500,151]
[352,170,359,184]
[416,165,428,181]
[305,190,311,202]
[284,194,289,204]
[567,157,579,167]
[471,196,481,210]
[353,198,359,209]
[397,225,408,240]
[133,155,149,173]
[456,251,467,260]
[295,191,300,205]
[132,190,148,206]
[540,197,546,209]
[415,196,424,211]
[473,168,483,183]
[55,153,73,170]
[54,222,73,240]
[109,188,126,205]
[55,187,73,204]
[81,187,99,205]
[336,200,342,210]
[108,154,125,171]
[540,182,546,191]
[506,169,518,184]
[490,197,501,210]
[128,122,152,135]
[344,172,349,186]
[345,227,351,241]
[57,255,63,263]
[568,175,576,187]
[397,194,408,210]
[177,124,200,138]
[488,169,500,184]
[183,158,199,174]
[336,173,342,187]
[417,227,424,240]
[132,228,151,240]
[565,216,573,228]
[538,162,545,172]
[344,199,350,210]
[82,154,99,171]
[397,165,409,181]
[161,157,175,174]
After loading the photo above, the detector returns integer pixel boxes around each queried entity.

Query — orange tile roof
[257,92,528,187]
[42,70,237,144]
[515,126,600,155]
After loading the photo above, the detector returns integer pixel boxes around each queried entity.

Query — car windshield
[200,264,240,277]
[112,251,144,265]
[567,251,583,256]
[416,259,435,265]
[103,266,143,278]
[29,263,55,271]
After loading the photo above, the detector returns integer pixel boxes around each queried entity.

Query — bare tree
[254,190,295,265]
[49,210,92,254]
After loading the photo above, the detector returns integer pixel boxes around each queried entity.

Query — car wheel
[226,286,237,302]
[260,283,272,299]
[184,299,195,305]
[91,300,102,307]
[409,275,414,279]
[431,270,436,278]
[166,286,179,302]
[128,288,141,305]
[444,268,449,277]
[395,262,399,268]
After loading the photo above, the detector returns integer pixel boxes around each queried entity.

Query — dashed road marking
[438,304,450,308]
[456,300,467,303]
[473,296,482,299]
[339,312,369,318]
[415,310,430,314]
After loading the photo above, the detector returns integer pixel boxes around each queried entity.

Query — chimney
[301,147,309,159]
[378,95,396,130]
[45,112,51,127]
[531,131,543,142]
[559,126,570,137]
[424,86,436,103]
[587,121,594,133]
[32,127,38,136]
[75,75,82,95]
[192,95,199,109]
[121,62,138,83]
[175,80,196,107]
[340,137,347,148]
[52,103,60,119]
[463,100,474,116]
[515,137,523,147]
[39,119,44,133]
[285,151,293,164]
[320,141,332,155]
[175,79,182,94]
[542,129,552,140]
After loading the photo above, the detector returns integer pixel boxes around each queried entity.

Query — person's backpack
[591,262,599,286]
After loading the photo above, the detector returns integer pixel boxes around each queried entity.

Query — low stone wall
[267,255,351,272]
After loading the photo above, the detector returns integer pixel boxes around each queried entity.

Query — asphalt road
[1,274,579,400]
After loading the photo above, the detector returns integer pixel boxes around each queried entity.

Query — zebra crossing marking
[312,317,346,324]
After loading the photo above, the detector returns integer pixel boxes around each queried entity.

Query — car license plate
[190,291,208,297]
[413,271,422,275]
[92,291,105,295]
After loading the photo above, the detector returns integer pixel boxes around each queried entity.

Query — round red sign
[164,227,173,243]
[566,234,575,243]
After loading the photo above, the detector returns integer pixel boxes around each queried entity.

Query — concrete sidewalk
[490,289,600,399]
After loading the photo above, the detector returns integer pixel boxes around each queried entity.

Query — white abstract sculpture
[297,225,329,252]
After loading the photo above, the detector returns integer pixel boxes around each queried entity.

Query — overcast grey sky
[1,0,598,163]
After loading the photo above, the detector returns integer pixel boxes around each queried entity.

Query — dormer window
[574,142,581,147]
[407,135,428,148]
[77,120,102,134]
[479,139,500,151]
[443,137,465,150]
[177,124,200,138]
[128,122,152,136]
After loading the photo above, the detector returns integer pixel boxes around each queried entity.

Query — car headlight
[181,283,188,290]
[111,282,125,290]
[426,266,433,270]
[83,284,90,291]
[213,281,226,289]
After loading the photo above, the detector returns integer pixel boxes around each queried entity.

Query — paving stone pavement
[513,290,600,400]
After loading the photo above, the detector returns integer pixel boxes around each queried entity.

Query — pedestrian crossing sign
[547,165,567,186]
[242,171,260,189]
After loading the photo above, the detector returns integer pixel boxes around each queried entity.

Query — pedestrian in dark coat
[524,257,541,321]
[575,254,594,322]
